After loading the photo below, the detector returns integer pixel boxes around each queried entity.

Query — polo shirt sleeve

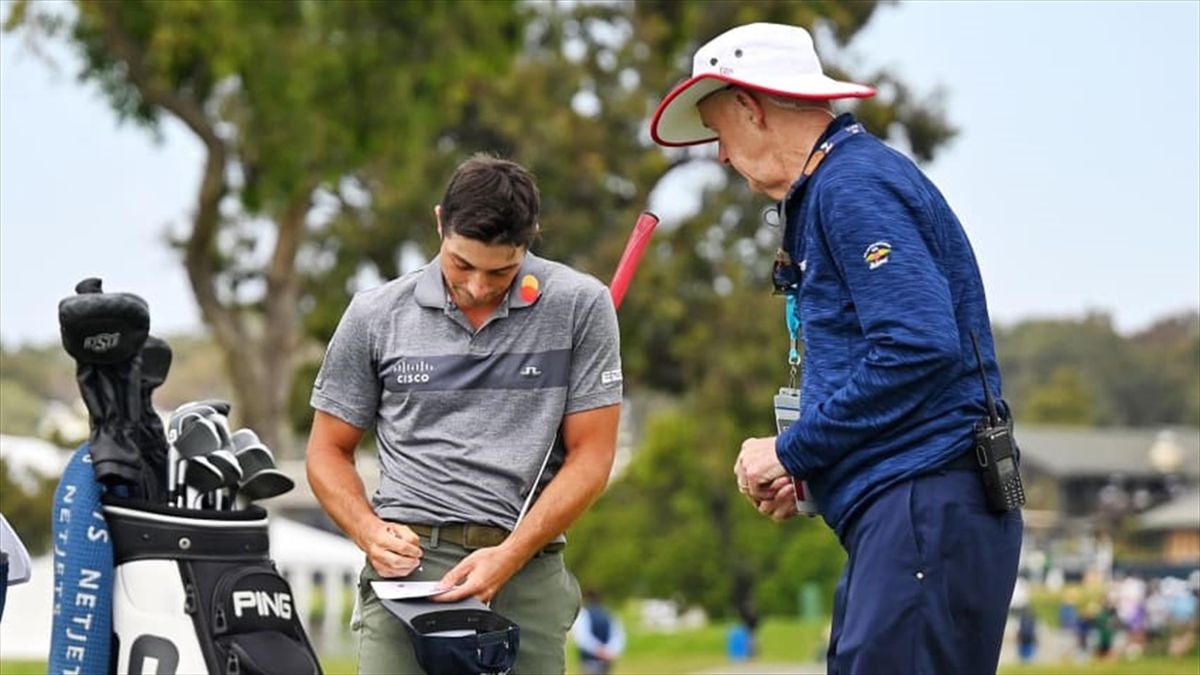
[310,293,381,430]
[776,166,962,478]
[565,285,623,414]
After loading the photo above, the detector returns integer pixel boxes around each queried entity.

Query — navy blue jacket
[776,114,1004,537]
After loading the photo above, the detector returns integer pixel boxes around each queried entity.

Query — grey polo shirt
[310,252,622,531]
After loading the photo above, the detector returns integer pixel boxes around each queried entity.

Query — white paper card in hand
[370,580,451,600]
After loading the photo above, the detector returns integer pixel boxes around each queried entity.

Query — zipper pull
[226,650,241,675]
[214,607,227,633]
[184,583,197,615]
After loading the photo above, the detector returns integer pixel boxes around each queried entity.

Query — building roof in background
[1139,490,1200,531]
[1018,426,1200,478]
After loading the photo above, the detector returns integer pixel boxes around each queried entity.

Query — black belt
[944,449,981,472]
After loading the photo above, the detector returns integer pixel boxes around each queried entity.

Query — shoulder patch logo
[863,241,892,270]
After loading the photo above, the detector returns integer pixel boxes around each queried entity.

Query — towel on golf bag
[104,497,322,675]
[48,444,114,675]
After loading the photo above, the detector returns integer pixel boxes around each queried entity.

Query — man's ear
[434,204,444,239]
[733,89,767,130]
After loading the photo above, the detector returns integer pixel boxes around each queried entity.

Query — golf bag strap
[48,445,113,674]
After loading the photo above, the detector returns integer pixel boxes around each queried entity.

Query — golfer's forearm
[307,447,377,547]
[505,447,612,561]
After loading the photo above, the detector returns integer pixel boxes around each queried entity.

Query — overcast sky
[2,1,1198,346]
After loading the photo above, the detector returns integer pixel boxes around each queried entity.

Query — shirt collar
[782,112,859,208]
[413,252,548,312]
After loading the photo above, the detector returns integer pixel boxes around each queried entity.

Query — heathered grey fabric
[311,253,622,530]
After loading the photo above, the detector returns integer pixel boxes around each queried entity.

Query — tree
[995,313,1200,428]
[0,457,58,556]
[6,0,524,448]
[1023,366,1098,425]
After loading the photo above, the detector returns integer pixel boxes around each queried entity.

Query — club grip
[609,211,659,310]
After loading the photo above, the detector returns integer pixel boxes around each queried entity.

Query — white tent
[270,517,364,652]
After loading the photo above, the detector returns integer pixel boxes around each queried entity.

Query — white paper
[370,580,451,600]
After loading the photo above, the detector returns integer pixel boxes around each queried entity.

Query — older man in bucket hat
[651,23,1023,674]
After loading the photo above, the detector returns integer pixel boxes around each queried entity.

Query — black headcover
[382,598,520,675]
[134,336,173,502]
[58,278,170,499]
[59,277,149,365]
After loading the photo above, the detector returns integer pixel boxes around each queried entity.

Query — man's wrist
[775,434,804,479]
[498,536,539,564]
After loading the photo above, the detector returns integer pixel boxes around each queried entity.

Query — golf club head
[230,428,262,453]
[234,444,276,477]
[168,405,219,443]
[178,399,232,417]
[202,410,234,446]
[208,448,244,486]
[173,416,223,459]
[184,456,225,493]
[238,469,294,502]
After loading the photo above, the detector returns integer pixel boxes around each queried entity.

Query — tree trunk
[711,484,758,624]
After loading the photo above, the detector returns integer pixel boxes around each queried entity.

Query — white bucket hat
[650,23,875,147]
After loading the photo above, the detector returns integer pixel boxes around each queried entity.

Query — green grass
[1001,656,1200,674]
[586,618,826,674]
[7,620,1195,675]
[0,662,45,675]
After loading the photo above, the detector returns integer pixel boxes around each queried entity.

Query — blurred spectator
[727,622,753,662]
[1017,606,1038,663]
[1095,601,1117,659]
[572,588,625,675]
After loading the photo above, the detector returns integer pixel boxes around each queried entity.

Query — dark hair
[439,154,539,248]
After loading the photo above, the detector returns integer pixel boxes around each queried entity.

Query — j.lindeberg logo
[395,359,435,384]
[83,332,121,352]
[520,365,542,378]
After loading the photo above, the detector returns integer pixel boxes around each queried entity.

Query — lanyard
[777,122,865,380]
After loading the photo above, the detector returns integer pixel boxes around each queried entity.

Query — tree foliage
[0,457,58,556]
[995,312,1200,427]
[6,0,524,448]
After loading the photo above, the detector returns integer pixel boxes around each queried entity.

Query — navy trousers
[827,468,1023,674]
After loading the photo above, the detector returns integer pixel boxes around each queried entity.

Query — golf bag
[52,278,318,674]
[104,498,320,675]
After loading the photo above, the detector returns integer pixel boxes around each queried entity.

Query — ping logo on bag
[231,590,293,620]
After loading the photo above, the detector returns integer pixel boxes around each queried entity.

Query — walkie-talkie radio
[970,332,1026,513]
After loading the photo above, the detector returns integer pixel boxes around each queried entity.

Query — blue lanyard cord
[786,293,801,365]
[779,122,866,372]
